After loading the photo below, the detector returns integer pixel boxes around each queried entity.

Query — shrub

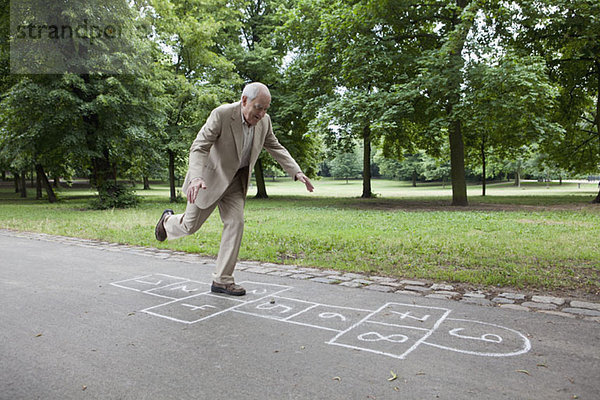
[90,182,139,209]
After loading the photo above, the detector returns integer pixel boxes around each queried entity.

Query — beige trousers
[164,168,248,284]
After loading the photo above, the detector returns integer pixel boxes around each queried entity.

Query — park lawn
[1,179,599,297]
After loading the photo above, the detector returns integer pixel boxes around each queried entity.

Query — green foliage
[89,181,139,209]
[329,148,362,182]
[511,0,600,175]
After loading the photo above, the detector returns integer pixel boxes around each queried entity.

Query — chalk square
[366,303,451,330]
[233,281,292,301]
[287,304,373,332]
[111,274,189,292]
[329,320,429,359]
[233,296,317,321]
[422,318,531,357]
[143,293,243,324]
[144,280,211,299]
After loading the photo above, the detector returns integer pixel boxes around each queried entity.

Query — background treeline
[1,0,598,205]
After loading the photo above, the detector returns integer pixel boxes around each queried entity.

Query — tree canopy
[1,0,598,204]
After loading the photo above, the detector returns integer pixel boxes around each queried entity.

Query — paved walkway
[1,229,599,399]
[2,229,599,321]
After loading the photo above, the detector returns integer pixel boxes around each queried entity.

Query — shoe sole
[211,286,246,296]
[155,210,173,242]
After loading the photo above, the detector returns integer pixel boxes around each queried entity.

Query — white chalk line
[110,273,192,296]
[327,302,390,346]
[421,318,532,357]
[283,304,320,321]
[110,275,532,360]
[398,309,452,359]
[141,283,293,325]
[327,302,452,360]
[364,320,431,332]
[109,274,156,292]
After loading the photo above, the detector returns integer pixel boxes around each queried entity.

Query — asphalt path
[1,232,599,400]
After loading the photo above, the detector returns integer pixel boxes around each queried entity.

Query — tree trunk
[1,170,5,180]
[593,187,600,204]
[35,164,57,203]
[412,170,417,187]
[91,149,114,188]
[14,173,19,193]
[481,141,486,197]
[361,125,372,198]
[80,75,113,189]
[449,119,468,205]
[36,170,43,199]
[593,62,600,204]
[19,172,27,198]
[143,176,150,190]
[515,168,521,187]
[254,158,268,199]
[445,0,471,206]
[168,149,177,202]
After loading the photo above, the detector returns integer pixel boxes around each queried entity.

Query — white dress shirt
[240,108,255,169]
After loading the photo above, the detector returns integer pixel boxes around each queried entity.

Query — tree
[286,0,409,199]
[2,1,166,205]
[219,0,288,198]
[148,0,240,202]
[512,0,600,202]
[329,147,362,184]
[462,54,562,195]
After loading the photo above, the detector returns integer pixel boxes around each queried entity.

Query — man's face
[241,92,271,126]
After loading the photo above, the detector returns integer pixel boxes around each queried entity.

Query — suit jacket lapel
[230,102,243,161]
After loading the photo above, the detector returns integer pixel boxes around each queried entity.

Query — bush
[90,182,139,210]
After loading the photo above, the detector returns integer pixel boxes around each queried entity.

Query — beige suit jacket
[182,101,302,209]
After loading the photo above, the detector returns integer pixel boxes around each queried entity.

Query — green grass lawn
[1,178,599,297]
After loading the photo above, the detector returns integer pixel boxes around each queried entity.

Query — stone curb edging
[2,229,599,323]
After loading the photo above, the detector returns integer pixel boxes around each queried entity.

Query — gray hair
[242,82,270,101]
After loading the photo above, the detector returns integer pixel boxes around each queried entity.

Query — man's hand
[187,177,207,203]
[295,172,314,192]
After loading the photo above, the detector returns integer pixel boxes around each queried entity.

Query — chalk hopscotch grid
[109,273,532,360]
[232,297,373,333]
[326,302,452,360]
[110,275,294,325]
[143,283,294,325]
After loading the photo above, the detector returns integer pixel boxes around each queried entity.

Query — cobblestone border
[2,228,599,322]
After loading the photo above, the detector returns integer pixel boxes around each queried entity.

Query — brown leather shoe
[211,281,246,296]
[155,209,174,242]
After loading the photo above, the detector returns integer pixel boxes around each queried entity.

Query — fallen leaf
[332,376,341,382]
[82,386,87,391]
[269,299,275,304]
[416,371,426,376]
[388,371,397,381]
[536,363,547,368]
[394,387,399,392]
[35,333,42,337]
[300,346,305,350]
[516,370,530,375]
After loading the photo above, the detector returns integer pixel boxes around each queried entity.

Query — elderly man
[155,82,314,296]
